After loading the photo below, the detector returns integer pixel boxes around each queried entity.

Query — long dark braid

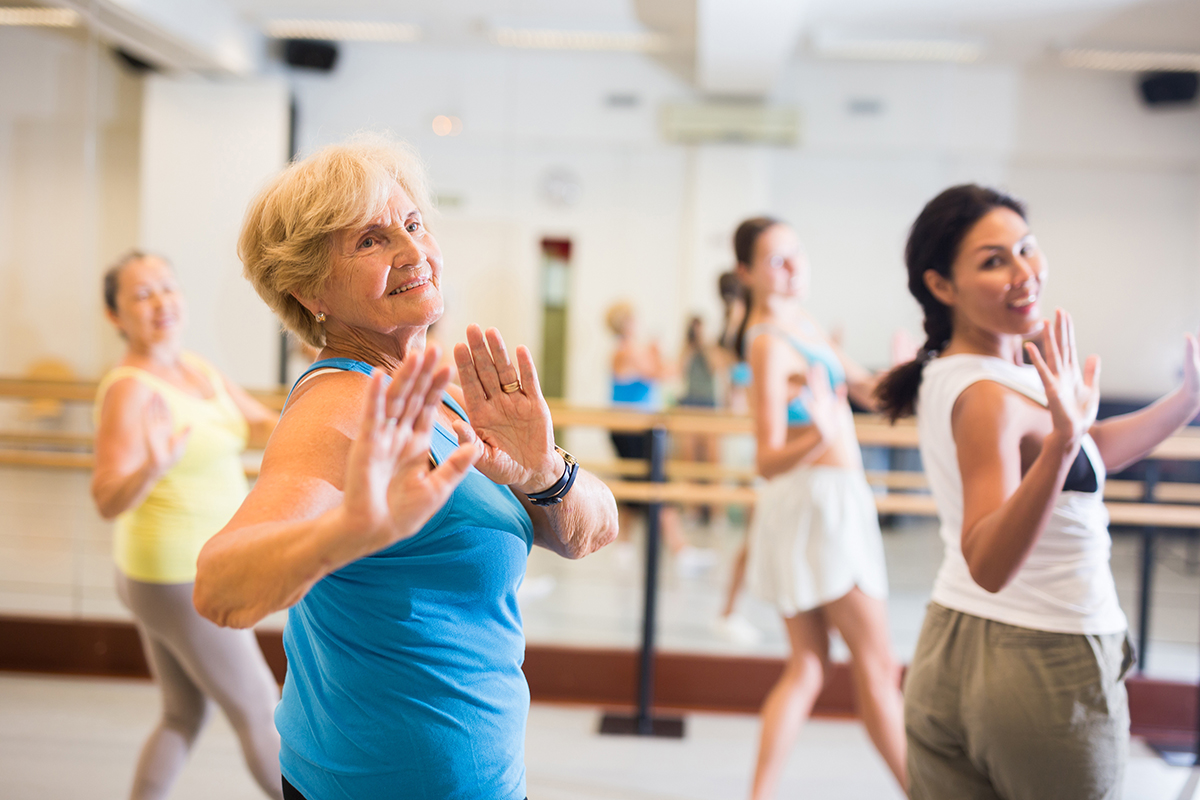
[875,185,1026,421]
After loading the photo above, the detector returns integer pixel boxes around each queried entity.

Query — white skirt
[747,465,889,615]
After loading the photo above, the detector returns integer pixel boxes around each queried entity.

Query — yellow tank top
[94,353,249,584]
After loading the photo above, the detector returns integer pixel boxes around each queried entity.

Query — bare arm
[957,310,1101,593]
[515,470,619,559]
[91,379,190,520]
[194,353,477,628]
[220,374,279,449]
[954,383,1078,593]
[1088,332,1200,472]
[453,325,619,558]
[749,334,832,479]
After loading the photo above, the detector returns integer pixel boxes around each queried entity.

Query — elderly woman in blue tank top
[193,137,618,800]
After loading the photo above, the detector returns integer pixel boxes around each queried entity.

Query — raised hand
[340,346,480,553]
[1182,328,1200,404]
[453,324,561,495]
[144,393,190,475]
[1025,308,1100,447]
[805,363,840,444]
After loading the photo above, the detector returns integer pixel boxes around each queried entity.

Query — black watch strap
[527,447,579,506]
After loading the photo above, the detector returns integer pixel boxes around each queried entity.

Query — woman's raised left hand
[454,324,562,495]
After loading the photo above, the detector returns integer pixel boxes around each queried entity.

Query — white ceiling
[18,0,1200,86]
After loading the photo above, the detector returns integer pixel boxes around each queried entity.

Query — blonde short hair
[605,301,635,337]
[239,135,433,347]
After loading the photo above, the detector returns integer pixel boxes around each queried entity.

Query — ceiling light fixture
[1060,48,1200,72]
[264,19,419,43]
[814,34,983,64]
[491,27,668,52]
[0,7,79,26]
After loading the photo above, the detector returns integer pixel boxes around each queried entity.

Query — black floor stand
[599,427,686,739]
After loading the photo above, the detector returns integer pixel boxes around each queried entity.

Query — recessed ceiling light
[0,7,79,27]
[491,27,668,52]
[814,34,983,63]
[1060,48,1200,72]
[431,115,462,137]
[264,19,420,43]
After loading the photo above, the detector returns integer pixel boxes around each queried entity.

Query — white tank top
[916,354,1127,635]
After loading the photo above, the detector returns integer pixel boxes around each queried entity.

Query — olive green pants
[905,603,1134,800]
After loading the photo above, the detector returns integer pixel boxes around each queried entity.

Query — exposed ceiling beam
[58,0,262,76]
[695,0,806,97]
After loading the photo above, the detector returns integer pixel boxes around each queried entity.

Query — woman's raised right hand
[340,346,481,552]
[806,362,840,443]
[1025,308,1100,448]
[144,392,190,476]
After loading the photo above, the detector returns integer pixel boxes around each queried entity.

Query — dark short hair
[102,250,155,313]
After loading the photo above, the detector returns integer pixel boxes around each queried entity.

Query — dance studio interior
[3,0,1200,798]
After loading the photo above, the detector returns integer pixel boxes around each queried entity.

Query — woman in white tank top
[876,185,1200,800]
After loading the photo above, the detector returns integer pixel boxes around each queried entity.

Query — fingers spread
[1084,354,1101,389]
[431,441,481,490]
[455,341,489,407]
[1026,341,1054,389]
[467,324,502,395]
[516,345,542,399]
[486,328,520,388]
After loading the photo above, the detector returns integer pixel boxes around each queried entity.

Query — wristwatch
[526,446,580,506]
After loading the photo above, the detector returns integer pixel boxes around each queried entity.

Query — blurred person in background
[676,314,722,524]
[734,217,907,799]
[713,272,762,645]
[91,252,282,800]
[607,301,715,575]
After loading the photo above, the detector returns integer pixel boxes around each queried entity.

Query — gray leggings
[117,572,284,800]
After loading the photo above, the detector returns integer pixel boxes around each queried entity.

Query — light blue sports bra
[744,324,846,426]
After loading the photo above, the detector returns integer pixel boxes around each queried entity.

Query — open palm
[453,325,560,495]
[340,347,479,553]
[1026,308,1100,446]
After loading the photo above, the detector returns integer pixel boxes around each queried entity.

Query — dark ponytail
[732,216,782,359]
[875,185,1026,421]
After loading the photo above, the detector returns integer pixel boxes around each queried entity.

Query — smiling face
[312,182,444,341]
[740,224,809,302]
[928,206,1046,340]
[107,256,185,347]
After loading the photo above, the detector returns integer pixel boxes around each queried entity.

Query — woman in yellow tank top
[91,252,283,800]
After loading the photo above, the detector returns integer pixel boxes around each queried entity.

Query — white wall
[3,31,1197,412]
[139,75,290,387]
[287,43,1200,414]
[0,26,141,380]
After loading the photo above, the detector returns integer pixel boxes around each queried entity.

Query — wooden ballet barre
[0,431,94,449]
[0,448,262,477]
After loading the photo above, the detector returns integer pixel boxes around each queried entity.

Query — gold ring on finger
[501,380,521,394]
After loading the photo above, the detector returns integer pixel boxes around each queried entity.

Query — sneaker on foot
[713,612,763,646]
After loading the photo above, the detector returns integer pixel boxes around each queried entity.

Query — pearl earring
[315,312,326,323]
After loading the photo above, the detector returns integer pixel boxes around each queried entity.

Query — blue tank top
[729,360,752,389]
[276,358,534,800]
[612,376,661,410]
[745,324,846,426]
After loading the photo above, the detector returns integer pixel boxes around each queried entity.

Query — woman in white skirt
[733,217,906,799]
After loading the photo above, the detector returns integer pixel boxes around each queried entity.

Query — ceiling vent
[660,102,800,145]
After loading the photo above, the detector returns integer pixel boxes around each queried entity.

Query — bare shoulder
[97,374,155,417]
[258,371,372,489]
[748,328,802,375]
[951,380,1038,446]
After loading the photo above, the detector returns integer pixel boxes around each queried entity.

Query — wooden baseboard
[0,615,1193,746]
